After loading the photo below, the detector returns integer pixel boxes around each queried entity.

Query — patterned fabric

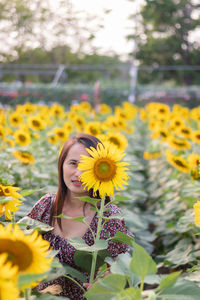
[28,193,132,300]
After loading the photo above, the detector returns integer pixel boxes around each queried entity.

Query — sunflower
[0,224,52,279]
[13,150,35,164]
[0,126,6,139]
[8,112,23,127]
[78,142,129,198]
[47,134,59,144]
[53,127,69,142]
[191,130,200,145]
[0,184,22,220]
[84,121,102,136]
[139,108,147,122]
[27,115,45,131]
[194,201,200,226]
[165,149,190,173]
[187,153,200,168]
[0,253,19,300]
[177,126,192,139]
[73,115,86,132]
[143,151,161,160]
[50,104,65,119]
[14,129,31,146]
[106,132,128,151]
[99,103,112,115]
[167,135,191,150]
[169,117,184,129]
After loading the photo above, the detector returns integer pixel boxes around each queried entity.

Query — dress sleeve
[27,193,54,224]
[100,204,133,259]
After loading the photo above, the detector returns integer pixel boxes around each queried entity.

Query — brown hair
[50,133,108,228]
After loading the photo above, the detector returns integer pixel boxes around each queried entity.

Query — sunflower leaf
[0,196,14,204]
[55,214,86,223]
[109,232,134,246]
[20,188,44,196]
[76,196,99,205]
[18,271,49,289]
[17,216,54,234]
[68,237,108,252]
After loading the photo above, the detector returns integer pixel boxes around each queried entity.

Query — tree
[0,0,102,62]
[127,0,200,85]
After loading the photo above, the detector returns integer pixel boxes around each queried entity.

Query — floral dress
[28,193,132,300]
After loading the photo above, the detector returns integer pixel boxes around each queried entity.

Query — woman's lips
[72,180,82,187]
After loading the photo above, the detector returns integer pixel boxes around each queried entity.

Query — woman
[28,133,132,299]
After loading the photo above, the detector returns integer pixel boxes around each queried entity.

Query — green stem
[89,197,105,283]
[140,277,144,292]
[24,288,31,300]
[64,275,85,293]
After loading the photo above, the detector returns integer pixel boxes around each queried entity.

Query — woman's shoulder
[27,193,56,221]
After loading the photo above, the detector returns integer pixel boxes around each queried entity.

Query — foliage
[128,0,200,85]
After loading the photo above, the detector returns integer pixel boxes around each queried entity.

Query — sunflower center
[109,137,120,146]
[32,120,40,127]
[173,159,187,168]
[94,158,116,181]
[19,134,26,142]
[0,239,33,271]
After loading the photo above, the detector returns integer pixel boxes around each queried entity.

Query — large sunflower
[0,224,52,276]
[8,112,23,127]
[13,150,35,164]
[0,184,22,220]
[78,142,129,198]
[0,253,19,300]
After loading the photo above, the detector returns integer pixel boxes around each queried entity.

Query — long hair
[50,133,109,228]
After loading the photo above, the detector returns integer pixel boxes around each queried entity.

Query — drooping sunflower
[0,253,19,300]
[78,142,129,198]
[165,149,190,173]
[0,184,22,220]
[0,224,52,278]
[106,132,128,151]
[14,129,31,146]
[194,201,200,226]
[143,151,161,160]
[167,135,191,150]
[13,150,35,164]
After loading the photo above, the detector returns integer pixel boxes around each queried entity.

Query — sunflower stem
[89,196,105,283]
[24,288,31,300]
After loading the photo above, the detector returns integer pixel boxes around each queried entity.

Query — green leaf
[74,249,111,273]
[85,274,127,300]
[113,195,131,202]
[159,278,200,300]
[20,188,44,196]
[63,264,87,282]
[129,242,157,279]
[0,196,15,204]
[18,272,49,289]
[17,216,54,234]
[76,196,99,205]
[68,237,108,252]
[157,271,181,291]
[55,213,85,223]
[109,232,134,246]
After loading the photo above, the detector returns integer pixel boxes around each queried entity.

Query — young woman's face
[63,143,90,199]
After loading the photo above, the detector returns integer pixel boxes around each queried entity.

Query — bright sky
[72,0,140,60]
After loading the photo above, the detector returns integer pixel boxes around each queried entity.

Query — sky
[71,0,140,60]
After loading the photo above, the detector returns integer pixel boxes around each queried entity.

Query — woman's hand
[83,270,110,291]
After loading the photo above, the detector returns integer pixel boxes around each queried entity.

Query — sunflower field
[1,100,200,300]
